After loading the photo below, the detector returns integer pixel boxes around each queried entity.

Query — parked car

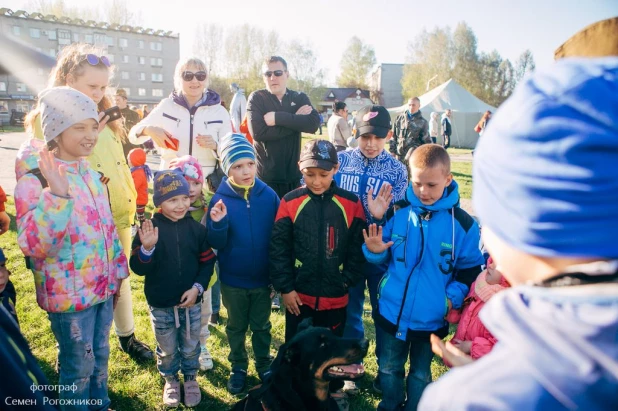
[10,109,25,126]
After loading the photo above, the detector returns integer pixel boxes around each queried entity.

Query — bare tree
[336,36,376,88]
[193,23,223,75]
[514,49,536,83]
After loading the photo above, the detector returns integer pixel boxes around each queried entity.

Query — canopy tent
[388,79,496,149]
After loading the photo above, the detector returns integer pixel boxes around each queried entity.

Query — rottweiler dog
[232,320,369,411]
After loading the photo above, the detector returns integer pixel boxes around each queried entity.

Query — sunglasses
[85,54,111,67]
[182,71,207,82]
[263,70,285,78]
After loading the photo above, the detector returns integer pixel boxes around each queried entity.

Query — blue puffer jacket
[364,180,484,341]
[206,177,280,289]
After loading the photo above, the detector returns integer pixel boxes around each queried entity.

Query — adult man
[441,109,453,149]
[390,97,431,163]
[229,82,247,132]
[247,56,320,198]
[115,88,142,156]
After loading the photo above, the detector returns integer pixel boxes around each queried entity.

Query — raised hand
[295,105,312,115]
[38,147,69,197]
[209,199,227,222]
[367,183,393,221]
[362,223,394,254]
[138,219,158,251]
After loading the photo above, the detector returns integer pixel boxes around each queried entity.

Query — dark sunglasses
[263,70,285,78]
[182,71,207,82]
[85,54,111,67]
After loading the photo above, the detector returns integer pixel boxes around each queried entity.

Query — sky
[3,0,617,85]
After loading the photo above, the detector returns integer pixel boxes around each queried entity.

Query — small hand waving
[138,219,159,251]
[37,147,69,197]
[209,199,227,222]
[362,223,394,254]
[367,183,393,221]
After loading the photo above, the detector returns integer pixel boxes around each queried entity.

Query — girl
[25,43,152,362]
[15,87,128,410]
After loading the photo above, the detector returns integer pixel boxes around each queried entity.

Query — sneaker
[342,380,360,395]
[119,333,154,362]
[373,375,382,395]
[227,367,247,394]
[209,312,219,326]
[183,379,201,407]
[330,390,349,411]
[258,369,272,383]
[271,295,281,310]
[199,346,213,371]
[162,378,180,407]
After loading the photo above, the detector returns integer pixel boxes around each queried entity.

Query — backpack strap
[27,168,49,189]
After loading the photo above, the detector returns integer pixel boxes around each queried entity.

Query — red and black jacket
[269,182,366,310]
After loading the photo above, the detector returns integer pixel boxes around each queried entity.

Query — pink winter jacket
[14,139,129,313]
[446,270,508,362]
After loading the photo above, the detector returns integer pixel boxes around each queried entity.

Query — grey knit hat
[38,87,99,143]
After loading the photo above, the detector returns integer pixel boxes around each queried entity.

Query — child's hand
[363,224,394,254]
[430,334,474,368]
[282,291,303,316]
[113,279,123,311]
[38,147,69,197]
[97,111,109,134]
[138,219,158,251]
[367,183,393,221]
[452,339,472,354]
[0,265,10,294]
[209,199,227,222]
[0,211,10,235]
[178,287,199,308]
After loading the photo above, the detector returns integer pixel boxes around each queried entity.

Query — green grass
[1,169,473,409]
[0,125,25,133]
[452,162,472,199]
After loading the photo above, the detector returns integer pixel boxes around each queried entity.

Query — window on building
[138,88,146,96]
[119,38,128,48]
[151,73,163,82]
[16,83,27,92]
[94,33,106,45]
[150,42,162,51]
[138,40,144,49]
[58,30,71,45]
[48,30,57,40]
[85,34,93,43]
[12,26,20,36]
[152,89,163,97]
[122,55,129,64]
[106,36,114,46]
[138,57,145,65]
[121,71,129,80]
[49,49,56,57]
[0,82,6,92]
[150,57,163,67]
[30,28,40,38]
[73,33,79,42]
[139,72,146,81]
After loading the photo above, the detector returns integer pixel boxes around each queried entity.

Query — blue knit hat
[473,57,618,259]
[219,133,255,175]
[153,169,190,207]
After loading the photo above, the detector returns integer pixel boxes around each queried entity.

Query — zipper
[84,173,111,298]
[395,212,424,330]
[315,194,324,311]
[189,113,195,155]
[247,196,255,269]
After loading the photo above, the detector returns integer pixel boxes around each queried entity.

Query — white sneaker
[342,380,360,395]
[199,346,213,371]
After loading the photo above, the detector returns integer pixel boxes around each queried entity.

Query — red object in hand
[164,137,179,151]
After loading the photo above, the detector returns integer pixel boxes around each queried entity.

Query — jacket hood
[481,283,618,409]
[217,176,267,199]
[15,138,45,181]
[171,89,221,110]
[406,179,460,212]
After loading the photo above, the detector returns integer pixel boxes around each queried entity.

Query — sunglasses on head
[85,54,111,67]
[182,71,207,82]
[263,70,285,78]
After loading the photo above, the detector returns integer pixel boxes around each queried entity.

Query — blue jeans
[149,305,201,377]
[48,298,113,411]
[343,267,382,358]
[211,264,221,314]
[377,325,434,411]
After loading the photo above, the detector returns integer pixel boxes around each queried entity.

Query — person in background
[0,185,9,235]
[229,82,247,133]
[318,112,324,135]
[142,104,150,118]
[390,97,431,163]
[441,109,452,150]
[328,101,352,151]
[429,112,440,144]
[115,88,142,157]
[127,148,152,225]
[474,110,492,136]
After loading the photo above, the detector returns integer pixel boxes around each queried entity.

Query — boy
[206,133,280,394]
[130,169,216,408]
[420,57,618,410]
[335,105,408,394]
[169,155,218,372]
[127,148,151,225]
[364,144,484,410]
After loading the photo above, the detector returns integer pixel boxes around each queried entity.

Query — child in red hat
[127,148,152,224]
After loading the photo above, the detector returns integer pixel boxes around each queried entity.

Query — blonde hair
[410,144,451,174]
[173,57,208,92]
[26,43,126,142]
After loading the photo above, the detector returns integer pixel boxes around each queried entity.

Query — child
[129,169,215,408]
[206,133,280,394]
[363,144,484,410]
[127,148,152,225]
[168,155,217,372]
[444,256,509,365]
[420,57,618,411]
[0,184,9,235]
[14,87,128,410]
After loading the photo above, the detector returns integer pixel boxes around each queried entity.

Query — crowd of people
[0,26,617,411]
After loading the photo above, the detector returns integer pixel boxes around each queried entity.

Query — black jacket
[247,89,320,184]
[269,183,366,302]
[129,213,216,308]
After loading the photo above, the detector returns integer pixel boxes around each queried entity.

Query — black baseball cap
[355,105,392,138]
[298,139,338,171]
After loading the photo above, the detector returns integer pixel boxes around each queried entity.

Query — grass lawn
[0,157,473,409]
[0,125,25,133]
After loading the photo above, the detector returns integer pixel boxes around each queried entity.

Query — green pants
[221,284,272,373]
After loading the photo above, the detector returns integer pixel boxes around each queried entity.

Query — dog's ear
[296,317,313,333]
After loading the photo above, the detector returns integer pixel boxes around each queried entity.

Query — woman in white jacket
[129,57,232,177]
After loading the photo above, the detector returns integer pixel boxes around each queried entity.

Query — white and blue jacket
[364,180,484,341]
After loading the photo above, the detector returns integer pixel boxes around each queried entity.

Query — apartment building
[0,8,179,112]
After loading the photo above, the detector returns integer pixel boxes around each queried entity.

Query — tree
[103,0,142,26]
[514,49,536,83]
[451,22,481,97]
[27,0,142,25]
[285,39,326,105]
[193,23,223,75]
[336,36,376,88]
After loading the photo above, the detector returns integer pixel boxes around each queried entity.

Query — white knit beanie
[38,86,99,143]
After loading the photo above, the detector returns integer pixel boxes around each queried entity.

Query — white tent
[388,79,496,149]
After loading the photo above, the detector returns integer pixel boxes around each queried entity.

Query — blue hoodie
[419,282,618,410]
[364,180,484,340]
[206,177,280,289]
